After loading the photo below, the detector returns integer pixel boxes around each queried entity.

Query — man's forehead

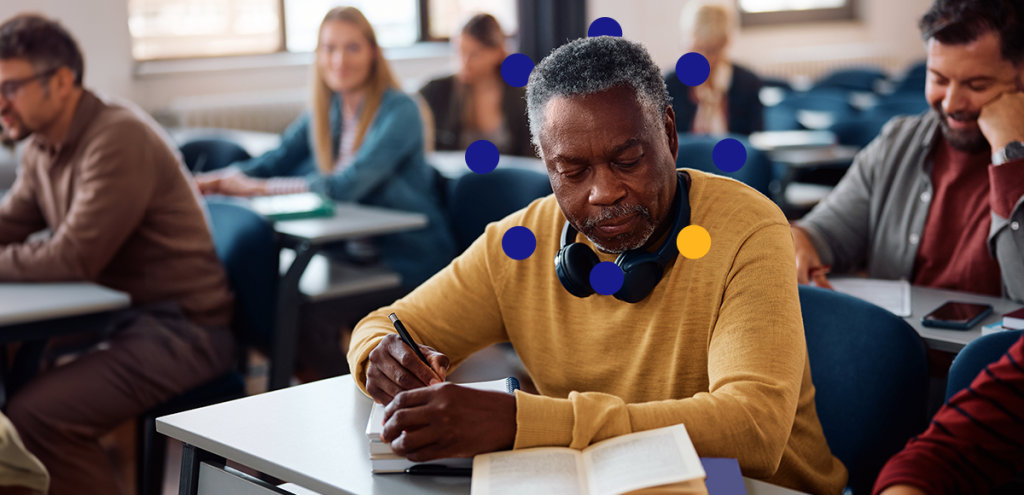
[541,88,647,135]
[0,58,36,79]
[927,31,1012,72]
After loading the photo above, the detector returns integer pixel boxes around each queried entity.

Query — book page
[472,448,587,495]
[582,424,705,495]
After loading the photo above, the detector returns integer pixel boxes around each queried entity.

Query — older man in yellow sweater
[348,36,847,494]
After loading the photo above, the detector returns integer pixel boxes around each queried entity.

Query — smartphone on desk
[922,301,993,330]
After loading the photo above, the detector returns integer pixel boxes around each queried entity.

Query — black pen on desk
[389,312,433,370]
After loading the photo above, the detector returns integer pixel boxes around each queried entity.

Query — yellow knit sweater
[349,169,848,494]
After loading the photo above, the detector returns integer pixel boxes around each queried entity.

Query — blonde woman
[197,6,455,287]
[665,0,763,135]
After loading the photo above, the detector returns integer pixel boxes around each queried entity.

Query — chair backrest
[446,168,552,253]
[767,91,855,131]
[206,200,279,350]
[180,138,251,174]
[812,68,889,93]
[894,60,927,95]
[828,116,891,148]
[946,331,1024,401]
[675,134,772,197]
[799,285,929,494]
[868,94,930,120]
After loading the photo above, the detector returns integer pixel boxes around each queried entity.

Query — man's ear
[48,66,76,99]
[665,106,679,162]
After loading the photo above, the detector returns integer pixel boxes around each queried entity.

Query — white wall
[588,0,933,77]
[0,0,933,115]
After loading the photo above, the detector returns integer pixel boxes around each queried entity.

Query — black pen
[405,464,472,477]
[389,312,432,369]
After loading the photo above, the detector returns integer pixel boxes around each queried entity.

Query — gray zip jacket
[796,110,1024,303]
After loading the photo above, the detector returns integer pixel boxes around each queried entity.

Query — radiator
[160,88,308,133]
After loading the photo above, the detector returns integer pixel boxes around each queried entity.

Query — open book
[471,424,706,495]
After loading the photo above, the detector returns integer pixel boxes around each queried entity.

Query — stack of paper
[367,378,519,474]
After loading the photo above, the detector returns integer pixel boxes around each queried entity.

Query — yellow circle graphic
[677,225,711,259]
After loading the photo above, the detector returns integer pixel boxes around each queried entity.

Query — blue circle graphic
[675,53,710,86]
[465,140,499,174]
[501,54,534,88]
[712,138,747,173]
[590,261,624,296]
[588,17,622,37]
[502,226,536,260]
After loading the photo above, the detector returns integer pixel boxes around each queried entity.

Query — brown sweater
[0,90,233,328]
[349,169,847,494]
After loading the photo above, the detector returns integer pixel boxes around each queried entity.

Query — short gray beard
[578,203,655,254]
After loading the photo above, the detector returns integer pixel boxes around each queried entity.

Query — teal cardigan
[234,89,456,287]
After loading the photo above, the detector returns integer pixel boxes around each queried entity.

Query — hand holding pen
[364,312,449,406]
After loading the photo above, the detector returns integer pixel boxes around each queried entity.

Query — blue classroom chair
[893,60,927,95]
[676,133,772,197]
[137,200,279,495]
[800,285,929,494]
[180,137,251,174]
[868,94,930,120]
[446,168,552,253]
[812,67,888,93]
[946,330,1024,401]
[828,116,891,148]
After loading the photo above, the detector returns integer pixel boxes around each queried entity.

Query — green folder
[249,193,335,221]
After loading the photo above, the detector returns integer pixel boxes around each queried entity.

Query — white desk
[0,283,130,327]
[903,286,1022,353]
[158,376,808,495]
[274,203,427,246]
[268,203,428,391]
[426,151,545,179]
[0,282,130,405]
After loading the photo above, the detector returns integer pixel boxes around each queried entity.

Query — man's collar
[33,89,100,155]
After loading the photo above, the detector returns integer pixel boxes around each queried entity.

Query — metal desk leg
[269,241,317,391]
[179,443,225,495]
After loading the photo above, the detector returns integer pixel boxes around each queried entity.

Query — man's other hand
[792,225,834,289]
[381,383,517,461]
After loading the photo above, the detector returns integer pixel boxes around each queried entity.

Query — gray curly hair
[525,36,671,154]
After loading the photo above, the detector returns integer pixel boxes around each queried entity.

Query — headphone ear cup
[614,260,664,303]
[556,243,600,298]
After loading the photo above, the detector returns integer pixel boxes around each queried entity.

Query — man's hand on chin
[979,90,1024,151]
[380,383,517,461]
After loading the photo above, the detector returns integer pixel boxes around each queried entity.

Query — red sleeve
[989,158,1024,219]
[873,335,1024,495]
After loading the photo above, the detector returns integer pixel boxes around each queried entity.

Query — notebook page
[582,424,705,495]
[471,448,586,495]
[830,278,912,317]
[366,378,515,439]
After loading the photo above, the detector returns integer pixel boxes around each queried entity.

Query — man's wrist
[992,140,1024,166]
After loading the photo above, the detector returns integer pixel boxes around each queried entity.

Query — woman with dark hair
[419,14,534,157]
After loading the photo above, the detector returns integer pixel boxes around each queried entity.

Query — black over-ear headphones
[554,172,691,303]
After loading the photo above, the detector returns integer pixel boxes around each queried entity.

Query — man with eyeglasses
[0,14,235,495]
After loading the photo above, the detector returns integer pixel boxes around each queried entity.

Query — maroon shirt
[912,137,1024,297]
[873,335,1024,494]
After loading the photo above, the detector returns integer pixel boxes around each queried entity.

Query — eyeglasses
[0,67,59,100]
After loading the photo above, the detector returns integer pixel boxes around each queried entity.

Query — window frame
[129,0,435,63]
[737,0,858,27]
